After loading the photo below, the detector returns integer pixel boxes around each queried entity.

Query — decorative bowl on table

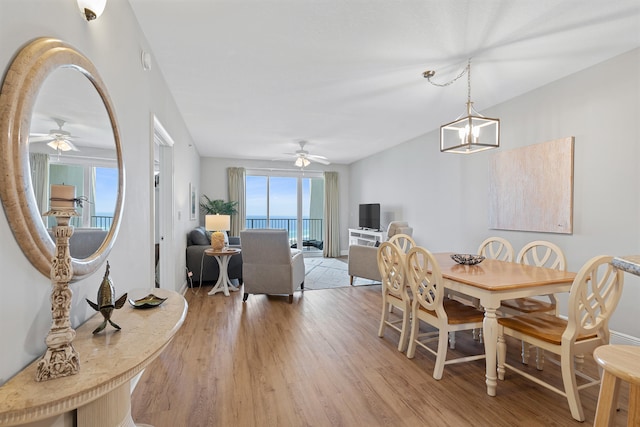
[128,293,167,309]
[451,254,485,265]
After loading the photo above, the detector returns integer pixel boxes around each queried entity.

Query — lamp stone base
[211,231,225,251]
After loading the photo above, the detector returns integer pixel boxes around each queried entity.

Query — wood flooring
[131,285,630,427]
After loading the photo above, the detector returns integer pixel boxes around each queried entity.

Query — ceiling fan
[282,140,330,168]
[29,118,79,152]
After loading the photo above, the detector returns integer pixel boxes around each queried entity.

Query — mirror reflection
[29,68,117,259]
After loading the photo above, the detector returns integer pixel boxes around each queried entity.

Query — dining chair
[497,255,624,422]
[387,233,416,254]
[377,241,412,352]
[477,236,515,261]
[500,240,567,367]
[405,246,485,380]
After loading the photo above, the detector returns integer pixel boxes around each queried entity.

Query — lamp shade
[205,214,230,231]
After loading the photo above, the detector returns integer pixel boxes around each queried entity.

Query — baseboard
[610,330,640,346]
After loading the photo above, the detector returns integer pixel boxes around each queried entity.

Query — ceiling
[128,0,640,165]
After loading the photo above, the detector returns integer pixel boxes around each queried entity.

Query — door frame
[152,115,175,289]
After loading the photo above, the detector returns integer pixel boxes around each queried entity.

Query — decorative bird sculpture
[86,261,128,334]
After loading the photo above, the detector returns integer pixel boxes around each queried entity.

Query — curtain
[29,152,49,225]
[227,167,246,237]
[323,171,340,257]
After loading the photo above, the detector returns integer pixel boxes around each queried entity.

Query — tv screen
[359,203,380,230]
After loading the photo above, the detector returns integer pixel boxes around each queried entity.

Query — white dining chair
[497,255,624,422]
[405,246,485,380]
[377,241,412,352]
[478,236,515,262]
[500,240,567,367]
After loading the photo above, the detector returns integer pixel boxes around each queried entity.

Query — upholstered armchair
[240,229,305,303]
[348,221,414,284]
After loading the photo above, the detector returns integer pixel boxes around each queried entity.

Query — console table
[348,228,385,247]
[0,288,187,427]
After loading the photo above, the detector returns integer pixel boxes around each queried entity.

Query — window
[246,170,324,253]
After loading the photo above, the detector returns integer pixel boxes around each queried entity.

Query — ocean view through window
[246,172,324,252]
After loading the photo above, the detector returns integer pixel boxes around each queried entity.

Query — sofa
[348,221,414,284]
[186,226,243,285]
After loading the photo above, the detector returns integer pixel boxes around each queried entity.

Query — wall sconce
[424,59,500,154]
[77,0,107,21]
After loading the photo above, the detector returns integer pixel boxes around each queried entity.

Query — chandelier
[424,59,500,154]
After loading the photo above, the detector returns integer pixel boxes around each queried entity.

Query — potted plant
[199,195,238,215]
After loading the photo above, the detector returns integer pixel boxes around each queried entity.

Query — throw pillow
[189,227,210,246]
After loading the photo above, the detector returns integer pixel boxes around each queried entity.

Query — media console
[348,228,386,247]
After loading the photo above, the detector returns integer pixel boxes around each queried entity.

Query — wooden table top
[204,247,241,256]
[593,345,640,385]
[433,252,576,291]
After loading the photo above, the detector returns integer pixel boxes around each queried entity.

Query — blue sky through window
[95,167,117,215]
[246,175,311,218]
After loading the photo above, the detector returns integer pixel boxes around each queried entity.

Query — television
[359,203,380,230]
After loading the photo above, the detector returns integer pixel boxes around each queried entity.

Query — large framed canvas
[488,137,574,234]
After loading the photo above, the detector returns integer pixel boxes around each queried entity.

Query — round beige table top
[204,247,241,256]
[593,345,640,385]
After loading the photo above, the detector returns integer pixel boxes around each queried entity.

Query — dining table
[433,252,577,396]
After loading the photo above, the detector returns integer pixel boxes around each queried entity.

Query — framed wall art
[488,136,574,234]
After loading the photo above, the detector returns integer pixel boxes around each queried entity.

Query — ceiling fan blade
[307,155,330,165]
[29,136,54,143]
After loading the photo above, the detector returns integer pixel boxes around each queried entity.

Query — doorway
[152,116,175,288]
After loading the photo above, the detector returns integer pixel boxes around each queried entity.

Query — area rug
[303,257,379,290]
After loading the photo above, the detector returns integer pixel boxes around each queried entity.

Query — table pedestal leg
[208,255,239,296]
[483,307,498,396]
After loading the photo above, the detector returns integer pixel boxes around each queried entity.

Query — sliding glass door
[246,171,324,254]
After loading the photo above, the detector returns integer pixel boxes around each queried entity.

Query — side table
[202,247,241,296]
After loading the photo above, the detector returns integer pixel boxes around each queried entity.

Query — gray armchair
[240,229,305,303]
[348,221,413,285]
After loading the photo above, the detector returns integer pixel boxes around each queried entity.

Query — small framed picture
[189,182,197,220]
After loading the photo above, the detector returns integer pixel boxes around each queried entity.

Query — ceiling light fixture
[77,0,107,21]
[424,59,500,154]
[47,139,75,152]
[295,157,311,168]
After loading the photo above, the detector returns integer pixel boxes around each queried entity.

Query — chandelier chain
[424,58,471,89]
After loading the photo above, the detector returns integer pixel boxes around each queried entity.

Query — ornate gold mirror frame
[0,38,124,281]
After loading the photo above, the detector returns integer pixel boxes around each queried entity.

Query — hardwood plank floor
[131,285,629,426]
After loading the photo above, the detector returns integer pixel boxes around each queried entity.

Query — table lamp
[205,214,230,251]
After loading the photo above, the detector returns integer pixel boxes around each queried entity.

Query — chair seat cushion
[418,299,484,325]
[498,312,597,345]
[501,297,555,313]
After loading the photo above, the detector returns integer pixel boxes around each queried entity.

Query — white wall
[349,48,640,340]
[199,158,351,252]
[0,1,199,383]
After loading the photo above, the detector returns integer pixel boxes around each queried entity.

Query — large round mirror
[0,38,124,281]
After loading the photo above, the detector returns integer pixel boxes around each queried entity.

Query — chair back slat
[565,255,624,342]
[388,233,416,254]
[377,242,408,300]
[478,237,514,262]
[406,246,446,318]
[517,240,566,271]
